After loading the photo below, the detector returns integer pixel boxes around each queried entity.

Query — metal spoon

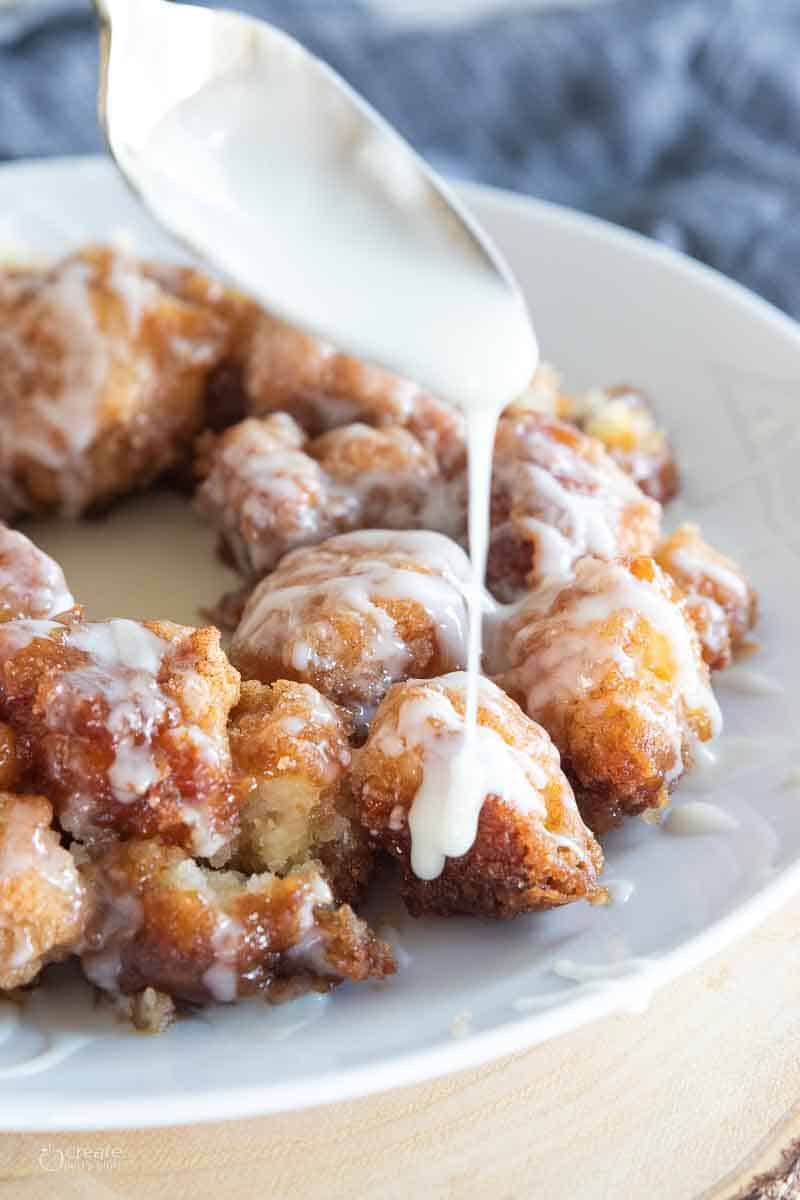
[93,0,536,405]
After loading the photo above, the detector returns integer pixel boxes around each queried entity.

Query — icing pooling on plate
[663,802,740,836]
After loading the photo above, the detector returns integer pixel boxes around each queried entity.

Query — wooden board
[4,891,800,1200]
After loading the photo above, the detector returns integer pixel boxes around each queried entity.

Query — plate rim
[2,155,800,1131]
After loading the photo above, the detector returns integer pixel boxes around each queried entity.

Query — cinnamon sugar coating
[0,524,74,622]
[488,412,661,601]
[0,792,88,990]
[496,556,721,832]
[655,523,757,670]
[230,530,476,721]
[229,680,372,905]
[353,674,602,917]
[0,616,242,858]
[79,838,393,1005]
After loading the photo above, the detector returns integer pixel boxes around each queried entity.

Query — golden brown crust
[0,525,75,622]
[0,616,243,858]
[0,792,89,989]
[655,523,757,670]
[488,412,661,601]
[568,385,680,503]
[228,680,372,905]
[194,416,462,580]
[243,311,466,476]
[497,556,720,832]
[141,259,263,433]
[194,414,350,577]
[78,838,394,1005]
[229,531,473,720]
[0,247,231,520]
[352,676,602,917]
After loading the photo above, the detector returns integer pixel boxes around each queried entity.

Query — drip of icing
[519,463,620,579]
[80,891,143,993]
[103,11,540,888]
[384,672,582,881]
[375,923,412,969]
[61,621,171,804]
[464,406,504,733]
[663,802,740,836]
[604,879,636,905]
[201,911,243,1004]
[236,530,490,685]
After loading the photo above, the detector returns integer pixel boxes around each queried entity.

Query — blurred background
[1,0,799,316]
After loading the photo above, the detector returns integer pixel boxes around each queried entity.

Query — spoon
[93,0,537,409]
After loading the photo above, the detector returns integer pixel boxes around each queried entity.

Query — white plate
[1,157,799,1132]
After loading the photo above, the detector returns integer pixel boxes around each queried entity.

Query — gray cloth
[2,0,799,316]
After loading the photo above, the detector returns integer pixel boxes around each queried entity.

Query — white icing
[672,545,749,603]
[688,592,730,658]
[604,878,636,905]
[102,2,539,850]
[681,734,791,793]
[68,618,166,674]
[108,249,162,332]
[284,873,338,976]
[0,618,63,658]
[492,415,655,588]
[234,530,486,694]
[201,912,243,1003]
[508,558,722,739]
[520,463,620,578]
[59,621,170,806]
[663,801,740,836]
[81,891,143,993]
[552,957,652,983]
[105,5,537,413]
[375,923,412,969]
[449,1010,472,1038]
[0,525,74,618]
[379,672,582,881]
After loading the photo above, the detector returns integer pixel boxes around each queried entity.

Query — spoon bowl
[94,0,537,406]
